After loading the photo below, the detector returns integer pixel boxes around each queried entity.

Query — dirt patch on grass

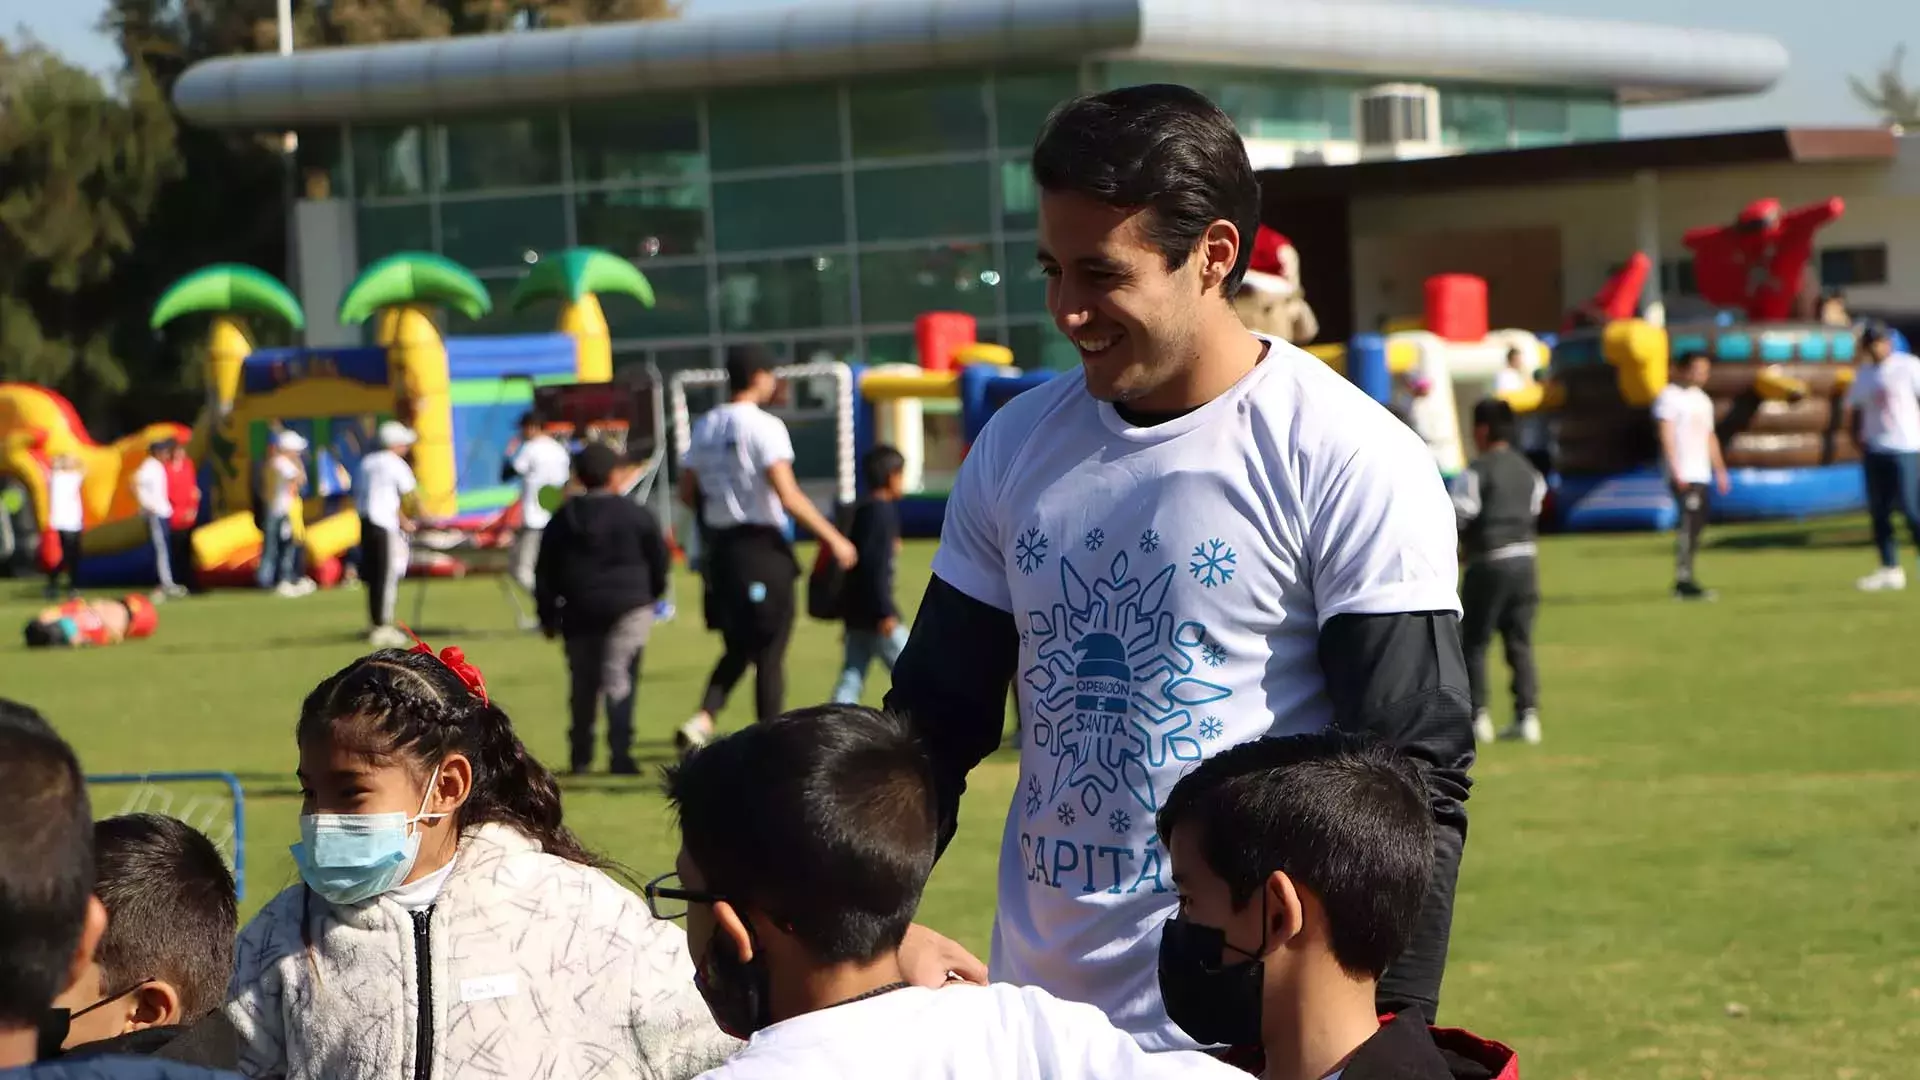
[1842,688,1920,706]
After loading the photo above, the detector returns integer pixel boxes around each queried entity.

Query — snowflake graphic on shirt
[1189,539,1237,588]
[1085,528,1105,551]
[1014,528,1049,576]
[1139,529,1161,553]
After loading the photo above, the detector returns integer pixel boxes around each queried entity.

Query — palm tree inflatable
[508,247,655,382]
[150,264,307,418]
[338,251,492,520]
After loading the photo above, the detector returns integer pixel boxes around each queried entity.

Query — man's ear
[1265,869,1305,949]
[1199,220,1243,297]
[63,897,108,1000]
[126,981,183,1032]
[713,900,755,964]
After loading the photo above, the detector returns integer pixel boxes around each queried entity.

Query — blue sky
[1,0,1899,134]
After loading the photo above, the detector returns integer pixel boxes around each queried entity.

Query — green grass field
[6,518,1917,1078]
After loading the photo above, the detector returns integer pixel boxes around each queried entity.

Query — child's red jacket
[1219,1012,1518,1079]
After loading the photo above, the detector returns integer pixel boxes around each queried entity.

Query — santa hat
[1241,226,1298,297]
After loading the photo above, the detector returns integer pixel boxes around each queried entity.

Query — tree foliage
[1848,45,1920,128]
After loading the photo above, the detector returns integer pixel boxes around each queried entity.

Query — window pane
[1511,92,1570,148]
[794,336,857,366]
[296,125,346,200]
[999,158,1037,232]
[1440,88,1509,150]
[858,243,1000,325]
[849,74,989,159]
[607,263,711,339]
[709,86,841,171]
[434,114,562,192]
[1568,95,1619,141]
[629,345,719,378]
[1321,79,1361,141]
[439,196,568,270]
[470,277,564,335]
[356,203,433,265]
[716,253,852,333]
[351,124,429,197]
[1007,320,1080,371]
[995,69,1079,150]
[576,186,707,259]
[1003,239,1048,316]
[712,174,846,253]
[1219,75,1327,142]
[571,99,702,182]
[854,162,991,243]
[862,332,918,365]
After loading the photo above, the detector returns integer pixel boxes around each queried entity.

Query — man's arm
[1707,425,1731,493]
[1318,613,1473,822]
[884,576,1020,855]
[766,460,855,567]
[1656,417,1683,487]
[1448,468,1481,532]
[677,467,699,510]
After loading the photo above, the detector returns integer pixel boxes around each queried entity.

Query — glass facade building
[302,63,1619,376]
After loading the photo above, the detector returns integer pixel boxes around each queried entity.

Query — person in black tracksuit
[829,446,907,705]
[1452,399,1546,747]
[535,442,671,775]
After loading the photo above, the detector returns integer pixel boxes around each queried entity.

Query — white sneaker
[274,581,301,597]
[1472,710,1497,745]
[674,715,715,756]
[1500,710,1543,745]
[164,584,189,599]
[1857,566,1907,592]
[294,577,319,596]
[367,625,410,649]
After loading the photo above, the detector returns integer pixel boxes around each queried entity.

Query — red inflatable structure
[1682,197,1844,322]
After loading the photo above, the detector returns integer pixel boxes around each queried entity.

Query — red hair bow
[407,635,490,705]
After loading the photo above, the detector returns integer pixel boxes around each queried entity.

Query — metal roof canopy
[1256,127,1900,205]
[173,0,1788,128]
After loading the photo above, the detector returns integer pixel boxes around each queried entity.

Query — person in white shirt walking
[1846,323,1920,591]
[45,454,87,599]
[258,430,314,596]
[132,438,187,599]
[358,422,420,647]
[656,704,1237,1080]
[1652,351,1730,601]
[504,410,573,629]
[676,346,857,750]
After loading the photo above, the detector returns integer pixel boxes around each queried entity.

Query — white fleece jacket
[226,823,738,1080]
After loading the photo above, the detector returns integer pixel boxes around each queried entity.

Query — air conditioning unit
[1356,84,1443,161]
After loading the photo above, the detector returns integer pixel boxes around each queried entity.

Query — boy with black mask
[655,705,1239,1079]
[1156,732,1516,1080]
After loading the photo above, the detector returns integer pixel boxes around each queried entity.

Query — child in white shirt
[131,439,185,599]
[45,454,86,598]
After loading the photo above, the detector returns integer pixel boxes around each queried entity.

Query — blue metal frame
[87,771,247,901]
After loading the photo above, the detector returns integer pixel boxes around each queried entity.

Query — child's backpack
[806,502,857,621]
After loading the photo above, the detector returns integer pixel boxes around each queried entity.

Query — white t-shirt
[931,335,1461,1050]
[1492,367,1528,396]
[1651,384,1716,485]
[268,455,303,519]
[358,449,418,531]
[695,983,1241,1080]
[1846,353,1920,454]
[133,457,171,519]
[49,468,85,533]
[683,402,794,529]
[511,434,573,530]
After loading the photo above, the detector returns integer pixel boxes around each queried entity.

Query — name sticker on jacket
[460,974,518,1003]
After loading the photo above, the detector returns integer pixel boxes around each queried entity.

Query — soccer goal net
[87,772,248,900]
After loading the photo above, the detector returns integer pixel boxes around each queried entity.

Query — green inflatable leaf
[508,247,655,312]
[151,264,306,331]
[337,252,493,326]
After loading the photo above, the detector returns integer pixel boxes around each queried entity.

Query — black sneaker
[609,759,641,777]
[1673,581,1717,601]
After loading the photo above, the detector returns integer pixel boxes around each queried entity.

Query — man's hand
[898,923,987,989]
[828,534,858,569]
[879,615,900,637]
[542,625,558,641]
[1715,468,1732,496]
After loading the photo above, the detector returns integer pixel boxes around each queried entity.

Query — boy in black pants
[1452,400,1545,746]
[535,442,671,775]
[830,446,907,704]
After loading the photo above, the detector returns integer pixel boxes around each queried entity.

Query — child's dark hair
[1156,731,1433,980]
[664,705,936,963]
[863,444,905,493]
[93,814,237,1020]
[1473,398,1516,445]
[297,649,598,866]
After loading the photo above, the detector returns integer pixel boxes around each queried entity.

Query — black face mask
[1156,916,1266,1048]
[693,931,771,1040]
[37,980,148,1061]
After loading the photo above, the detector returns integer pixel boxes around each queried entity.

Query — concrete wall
[1347,135,1920,331]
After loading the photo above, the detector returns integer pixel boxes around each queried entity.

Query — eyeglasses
[642,871,726,921]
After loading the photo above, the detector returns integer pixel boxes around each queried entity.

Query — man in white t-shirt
[45,454,87,599]
[657,704,1238,1080]
[131,439,186,600]
[257,430,312,596]
[676,346,857,749]
[358,421,420,648]
[1846,323,1920,591]
[1651,351,1730,601]
[882,85,1471,1049]
[504,410,573,627]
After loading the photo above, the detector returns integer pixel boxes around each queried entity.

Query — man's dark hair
[0,699,95,1026]
[664,705,936,963]
[573,442,621,490]
[1473,398,1517,445]
[725,344,778,396]
[92,815,238,1020]
[1156,731,1433,980]
[1031,84,1261,295]
[1861,321,1891,346]
[518,410,546,432]
[862,445,906,493]
[1680,349,1712,366]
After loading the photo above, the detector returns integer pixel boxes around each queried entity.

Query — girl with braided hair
[226,645,738,1080]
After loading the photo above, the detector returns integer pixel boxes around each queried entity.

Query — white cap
[276,430,309,452]
[379,421,418,448]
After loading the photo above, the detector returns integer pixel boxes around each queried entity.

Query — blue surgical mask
[292,768,447,906]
